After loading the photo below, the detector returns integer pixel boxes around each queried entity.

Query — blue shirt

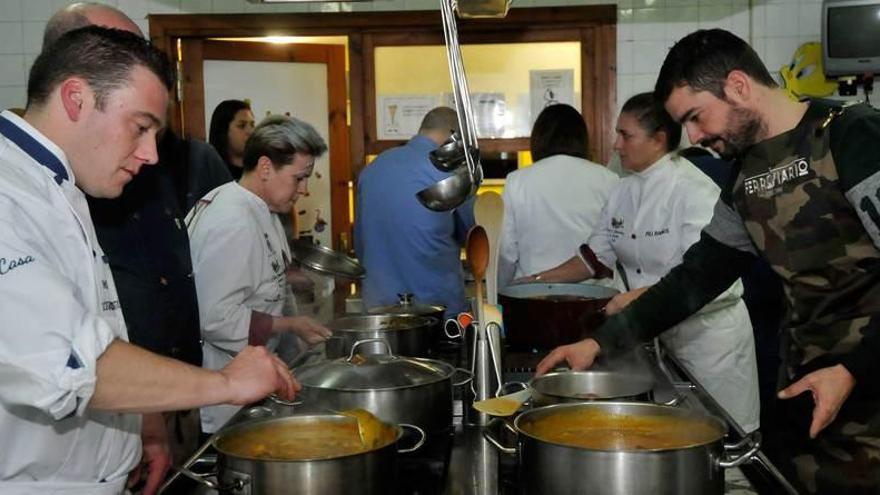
[354,135,475,317]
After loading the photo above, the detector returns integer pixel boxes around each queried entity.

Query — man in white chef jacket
[0,26,298,494]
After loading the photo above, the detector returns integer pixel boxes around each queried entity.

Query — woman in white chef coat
[188,115,332,433]
[497,104,619,288]
[525,93,760,432]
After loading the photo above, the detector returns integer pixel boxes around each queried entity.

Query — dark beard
[700,106,766,161]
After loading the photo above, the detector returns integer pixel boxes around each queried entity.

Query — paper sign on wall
[378,95,439,140]
[529,69,575,125]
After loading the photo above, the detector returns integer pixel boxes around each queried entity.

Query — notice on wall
[529,69,575,125]
[378,95,439,140]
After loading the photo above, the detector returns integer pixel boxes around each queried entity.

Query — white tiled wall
[0,0,826,112]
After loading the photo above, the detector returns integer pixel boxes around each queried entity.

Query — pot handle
[169,463,219,491]
[267,394,304,407]
[482,418,517,455]
[452,367,474,387]
[397,423,427,453]
[718,431,762,469]
[348,338,395,361]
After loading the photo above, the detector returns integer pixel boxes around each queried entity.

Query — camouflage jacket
[594,99,880,388]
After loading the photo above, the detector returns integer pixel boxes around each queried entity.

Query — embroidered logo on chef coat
[744,157,811,197]
[0,255,35,275]
[611,217,624,229]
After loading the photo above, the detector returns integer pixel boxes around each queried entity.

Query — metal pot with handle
[324,314,437,358]
[173,408,425,495]
[296,339,471,435]
[498,283,618,351]
[483,402,760,495]
[368,293,447,346]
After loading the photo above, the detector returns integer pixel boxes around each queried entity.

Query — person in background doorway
[526,93,760,433]
[354,107,475,319]
[497,103,618,289]
[209,99,256,181]
[0,25,296,494]
[188,115,331,434]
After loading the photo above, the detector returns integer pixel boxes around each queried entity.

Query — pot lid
[290,239,365,280]
[297,344,454,391]
[368,293,445,316]
[330,314,436,333]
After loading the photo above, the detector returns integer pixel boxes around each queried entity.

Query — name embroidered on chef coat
[644,228,669,237]
[744,157,811,196]
[0,255,35,275]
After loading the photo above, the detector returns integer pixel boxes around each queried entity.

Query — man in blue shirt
[355,107,475,318]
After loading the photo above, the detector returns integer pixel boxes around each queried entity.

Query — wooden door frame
[178,40,351,248]
[149,5,617,174]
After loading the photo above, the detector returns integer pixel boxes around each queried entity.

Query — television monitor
[822,0,880,76]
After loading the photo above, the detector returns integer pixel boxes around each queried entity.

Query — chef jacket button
[159,276,168,286]
[636,268,642,274]
[631,234,636,239]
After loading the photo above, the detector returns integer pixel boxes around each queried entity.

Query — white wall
[0,0,825,112]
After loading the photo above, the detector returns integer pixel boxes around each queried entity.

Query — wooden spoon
[472,388,531,417]
[466,225,490,308]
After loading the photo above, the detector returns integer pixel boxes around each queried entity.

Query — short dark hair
[209,99,252,163]
[530,104,589,162]
[655,29,777,104]
[242,115,328,172]
[418,107,459,135]
[28,26,174,111]
[621,92,682,152]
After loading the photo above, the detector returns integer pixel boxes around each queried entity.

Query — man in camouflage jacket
[537,29,880,493]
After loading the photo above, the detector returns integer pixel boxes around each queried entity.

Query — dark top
[88,131,232,365]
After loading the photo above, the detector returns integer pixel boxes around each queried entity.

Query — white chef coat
[498,154,619,287]
[0,111,141,493]
[587,153,760,432]
[187,182,294,433]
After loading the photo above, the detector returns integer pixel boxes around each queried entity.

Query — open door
[177,40,351,250]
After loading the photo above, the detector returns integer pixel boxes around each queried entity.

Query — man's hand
[288,316,332,345]
[127,412,171,495]
[778,364,856,438]
[604,287,649,315]
[535,339,601,376]
[220,345,302,404]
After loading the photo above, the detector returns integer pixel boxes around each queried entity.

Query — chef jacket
[187,182,292,433]
[497,154,619,287]
[0,110,141,493]
[586,152,760,432]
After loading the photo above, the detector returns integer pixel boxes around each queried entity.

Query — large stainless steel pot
[368,293,446,345]
[297,339,470,434]
[484,402,759,495]
[184,412,423,495]
[325,314,437,358]
[498,283,618,351]
[528,370,654,406]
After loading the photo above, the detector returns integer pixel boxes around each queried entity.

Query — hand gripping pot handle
[481,417,518,455]
[718,431,762,469]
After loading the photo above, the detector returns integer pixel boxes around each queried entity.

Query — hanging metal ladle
[416,0,484,211]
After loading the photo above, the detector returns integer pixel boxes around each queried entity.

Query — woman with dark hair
[526,93,760,433]
[209,99,256,180]
[498,104,618,287]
